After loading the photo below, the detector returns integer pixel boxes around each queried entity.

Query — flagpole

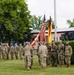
[54,0,57,42]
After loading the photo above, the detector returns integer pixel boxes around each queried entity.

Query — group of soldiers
[0,43,24,60]
[0,41,73,71]
[23,40,72,70]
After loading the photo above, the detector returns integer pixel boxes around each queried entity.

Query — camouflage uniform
[38,43,48,69]
[57,41,64,67]
[23,42,32,70]
[6,45,10,60]
[37,43,41,65]
[65,42,72,67]
[1,45,7,60]
[46,43,51,66]
[10,45,14,60]
[19,44,23,60]
[14,44,19,59]
[5,46,8,60]
[50,41,57,67]
[30,46,33,67]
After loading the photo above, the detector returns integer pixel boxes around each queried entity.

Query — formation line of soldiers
[0,43,24,60]
[23,41,72,71]
[0,41,73,71]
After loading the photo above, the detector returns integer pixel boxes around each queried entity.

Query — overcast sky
[27,0,74,28]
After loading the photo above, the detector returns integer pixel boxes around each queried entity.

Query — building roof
[31,27,74,33]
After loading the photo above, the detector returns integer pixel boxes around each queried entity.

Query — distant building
[31,27,74,42]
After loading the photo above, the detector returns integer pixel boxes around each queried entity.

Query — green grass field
[0,55,74,75]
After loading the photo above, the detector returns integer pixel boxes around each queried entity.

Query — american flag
[40,14,46,42]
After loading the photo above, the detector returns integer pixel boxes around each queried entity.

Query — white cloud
[27,0,74,28]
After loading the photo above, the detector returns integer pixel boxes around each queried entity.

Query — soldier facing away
[19,43,23,60]
[1,44,7,60]
[57,40,65,67]
[38,42,48,70]
[65,42,72,68]
[23,42,33,71]
[10,45,14,60]
[50,41,57,67]
[46,42,51,66]
[14,43,19,59]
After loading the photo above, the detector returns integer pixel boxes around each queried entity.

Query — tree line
[0,0,73,44]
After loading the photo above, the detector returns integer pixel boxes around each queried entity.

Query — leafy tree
[67,19,74,27]
[30,15,42,30]
[30,15,55,30]
[0,0,31,43]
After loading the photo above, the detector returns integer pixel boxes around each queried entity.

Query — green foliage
[68,41,74,64]
[67,19,74,27]
[30,15,55,30]
[0,0,31,43]
[30,15,42,30]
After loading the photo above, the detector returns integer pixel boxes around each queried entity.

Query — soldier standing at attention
[4,45,8,60]
[30,43,33,68]
[23,42,32,71]
[19,43,23,60]
[65,42,72,68]
[6,43,10,60]
[38,42,48,70]
[14,43,19,59]
[1,44,7,60]
[57,40,64,67]
[50,41,57,67]
[46,42,51,66]
[37,42,41,65]
[10,44,14,60]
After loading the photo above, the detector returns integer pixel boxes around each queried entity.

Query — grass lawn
[0,55,74,75]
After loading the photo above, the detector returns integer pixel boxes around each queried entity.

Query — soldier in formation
[38,42,48,69]
[14,43,19,59]
[19,43,23,60]
[50,41,57,67]
[46,42,51,66]
[23,42,33,70]
[64,42,72,67]
[57,40,64,67]
[10,44,14,60]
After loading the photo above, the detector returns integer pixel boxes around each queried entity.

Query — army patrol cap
[66,41,69,44]
[59,40,62,43]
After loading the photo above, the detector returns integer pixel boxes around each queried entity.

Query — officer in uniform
[46,42,51,66]
[6,43,10,60]
[38,42,48,69]
[19,43,23,60]
[65,42,72,67]
[23,42,32,70]
[37,42,41,65]
[50,41,57,67]
[57,40,64,67]
[10,44,14,60]
[14,43,19,59]
[1,44,7,60]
